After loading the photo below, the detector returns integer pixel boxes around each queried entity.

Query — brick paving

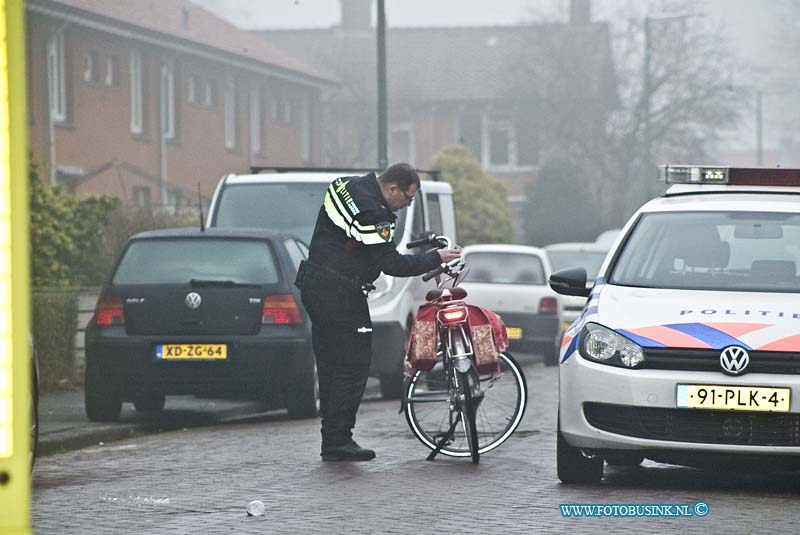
[32,361,800,534]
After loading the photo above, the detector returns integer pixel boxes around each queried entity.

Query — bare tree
[514,0,747,227]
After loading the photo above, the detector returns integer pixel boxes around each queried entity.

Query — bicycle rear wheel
[458,370,480,463]
[405,352,527,457]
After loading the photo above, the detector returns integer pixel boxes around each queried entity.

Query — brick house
[25,0,337,208]
[256,0,616,220]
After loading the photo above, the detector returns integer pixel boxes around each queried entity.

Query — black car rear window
[112,239,279,285]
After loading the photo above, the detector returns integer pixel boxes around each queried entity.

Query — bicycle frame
[405,233,527,463]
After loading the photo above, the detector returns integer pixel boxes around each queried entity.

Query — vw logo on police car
[719,346,750,375]
[185,292,202,309]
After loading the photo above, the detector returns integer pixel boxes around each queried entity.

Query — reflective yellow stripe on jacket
[324,181,395,245]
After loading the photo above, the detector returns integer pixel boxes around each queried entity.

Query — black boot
[321,439,376,462]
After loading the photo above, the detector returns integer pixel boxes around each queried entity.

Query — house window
[161,62,176,140]
[283,100,292,123]
[249,87,261,155]
[83,50,99,83]
[130,49,143,134]
[390,122,414,164]
[133,186,152,208]
[301,98,311,162]
[46,31,66,122]
[203,79,214,107]
[224,76,237,150]
[271,97,279,120]
[188,76,199,104]
[482,117,517,169]
[105,55,119,87]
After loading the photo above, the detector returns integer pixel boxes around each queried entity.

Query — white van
[206,168,457,399]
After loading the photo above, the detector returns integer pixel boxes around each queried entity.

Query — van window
[284,239,306,271]
[411,195,425,237]
[426,194,443,236]
[214,183,327,242]
[113,239,279,285]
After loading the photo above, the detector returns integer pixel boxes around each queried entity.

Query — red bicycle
[403,234,528,463]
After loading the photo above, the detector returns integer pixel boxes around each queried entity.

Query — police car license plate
[156,344,227,360]
[676,384,790,412]
[506,327,522,340]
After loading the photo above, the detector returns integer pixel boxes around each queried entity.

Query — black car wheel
[285,352,318,419]
[134,390,166,414]
[84,358,123,422]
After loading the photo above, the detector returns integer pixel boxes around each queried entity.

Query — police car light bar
[660,165,800,187]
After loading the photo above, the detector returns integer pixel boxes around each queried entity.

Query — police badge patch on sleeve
[376,222,392,242]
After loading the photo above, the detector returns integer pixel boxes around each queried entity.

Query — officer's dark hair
[378,163,420,192]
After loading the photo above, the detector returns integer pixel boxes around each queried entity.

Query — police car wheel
[604,452,644,467]
[557,421,603,484]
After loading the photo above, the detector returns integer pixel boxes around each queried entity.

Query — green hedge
[32,288,78,390]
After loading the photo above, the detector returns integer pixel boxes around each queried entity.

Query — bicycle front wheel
[405,352,527,457]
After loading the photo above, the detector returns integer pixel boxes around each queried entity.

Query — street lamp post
[376,0,388,170]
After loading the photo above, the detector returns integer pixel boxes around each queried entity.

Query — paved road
[32,358,800,534]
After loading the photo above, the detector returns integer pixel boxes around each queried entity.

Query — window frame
[249,86,261,155]
[224,75,237,150]
[130,49,143,134]
[46,31,67,122]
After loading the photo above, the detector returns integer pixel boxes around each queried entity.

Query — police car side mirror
[549,267,591,297]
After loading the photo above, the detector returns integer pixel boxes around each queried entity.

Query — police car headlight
[579,323,645,368]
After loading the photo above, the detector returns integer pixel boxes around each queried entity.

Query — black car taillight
[262,295,302,325]
[95,295,125,325]
[539,297,558,315]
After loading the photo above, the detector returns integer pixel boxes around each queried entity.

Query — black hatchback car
[84,228,316,421]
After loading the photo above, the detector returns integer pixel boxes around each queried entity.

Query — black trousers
[300,271,372,448]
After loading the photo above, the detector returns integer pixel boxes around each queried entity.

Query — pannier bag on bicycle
[405,303,508,373]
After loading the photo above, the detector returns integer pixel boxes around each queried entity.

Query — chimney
[569,0,591,24]
[340,0,372,31]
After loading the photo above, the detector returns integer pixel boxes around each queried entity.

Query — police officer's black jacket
[307,173,441,284]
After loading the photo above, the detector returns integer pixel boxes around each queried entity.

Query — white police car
[550,165,800,483]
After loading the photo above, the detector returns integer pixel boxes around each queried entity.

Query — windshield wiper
[189,278,261,288]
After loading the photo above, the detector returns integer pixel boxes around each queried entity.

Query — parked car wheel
[133,390,166,414]
[285,352,318,419]
[379,371,404,400]
[543,339,560,367]
[557,420,603,484]
[84,359,122,422]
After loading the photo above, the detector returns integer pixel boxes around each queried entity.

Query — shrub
[432,145,513,245]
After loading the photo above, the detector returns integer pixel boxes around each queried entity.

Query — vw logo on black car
[719,346,750,376]
[185,292,202,309]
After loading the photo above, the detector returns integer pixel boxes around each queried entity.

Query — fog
[193,0,792,162]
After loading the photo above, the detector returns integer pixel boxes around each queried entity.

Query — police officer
[296,163,460,461]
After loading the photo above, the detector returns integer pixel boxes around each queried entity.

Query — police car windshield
[214,183,407,244]
[610,211,800,292]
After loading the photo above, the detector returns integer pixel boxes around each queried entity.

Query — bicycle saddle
[425,287,468,302]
